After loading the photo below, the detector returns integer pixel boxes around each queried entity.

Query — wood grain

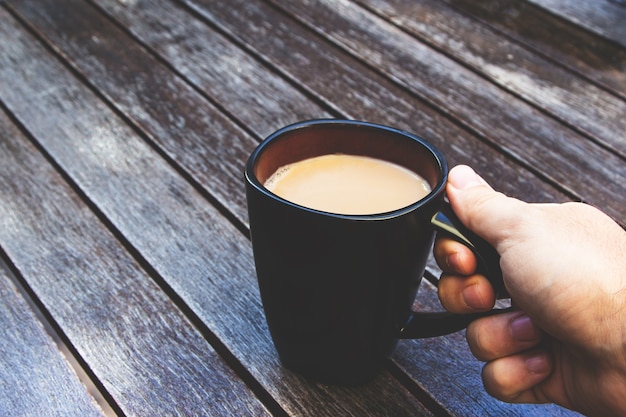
[0,14,271,417]
[527,0,626,48]
[0,262,106,417]
[443,0,626,101]
[88,0,330,139]
[355,0,626,156]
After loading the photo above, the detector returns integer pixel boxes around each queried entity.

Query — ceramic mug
[245,119,507,385]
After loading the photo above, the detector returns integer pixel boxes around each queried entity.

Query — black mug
[245,119,507,385]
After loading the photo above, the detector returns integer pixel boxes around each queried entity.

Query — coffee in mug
[245,119,506,385]
[264,154,432,215]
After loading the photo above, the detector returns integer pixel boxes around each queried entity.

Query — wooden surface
[0,0,623,415]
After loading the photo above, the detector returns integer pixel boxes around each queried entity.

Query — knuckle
[481,362,520,402]
[466,320,497,361]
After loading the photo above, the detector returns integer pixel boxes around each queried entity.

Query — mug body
[245,120,447,384]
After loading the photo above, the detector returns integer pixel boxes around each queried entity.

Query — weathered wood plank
[0,111,272,416]
[355,0,626,156]
[86,0,330,140]
[6,0,327,227]
[0,21,273,417]
[527,0,626,48]
[443,0,626,101]
[0,261,106,417]
[266,0,626,223]
[0,7,434,417]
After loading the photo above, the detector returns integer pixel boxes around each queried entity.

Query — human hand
[434,165,626,416]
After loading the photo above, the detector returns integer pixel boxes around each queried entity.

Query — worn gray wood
[442,0,626,101]
[0,18,272,417]
[0,120,271,417]
[527,0,626,48]
[355,0,626,157]
[0,6,434,416]
[88,0,330,139]
[0,263,106,417]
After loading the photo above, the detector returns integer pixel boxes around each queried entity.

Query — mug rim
[245,119,448,220]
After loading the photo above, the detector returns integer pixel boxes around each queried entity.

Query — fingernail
[448,165,485,190]
[525,353,550,375]
[509,314,540,342]
[445,251,461,271]
[461,283,485,310]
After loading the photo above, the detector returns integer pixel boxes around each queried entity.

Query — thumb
[446,165,527,252]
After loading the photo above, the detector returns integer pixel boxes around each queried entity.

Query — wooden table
[1,0,624,415]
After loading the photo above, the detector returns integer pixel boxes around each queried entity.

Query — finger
[434,237,478,275]
[466,311,543,361]
[438,273,495,313]
[446,165,527,249]
[482,349,552,404]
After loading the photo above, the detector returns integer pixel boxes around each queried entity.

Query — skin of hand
[434,165,626,417]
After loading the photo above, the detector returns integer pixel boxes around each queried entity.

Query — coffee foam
[264,164,293,192]
[264,154,431,215]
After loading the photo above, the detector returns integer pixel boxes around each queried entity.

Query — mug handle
[399,202,510,338]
